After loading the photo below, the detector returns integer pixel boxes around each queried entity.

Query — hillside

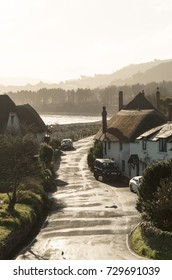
[111,60,172,86]
[58,59,170,89]
[0,59,172,93]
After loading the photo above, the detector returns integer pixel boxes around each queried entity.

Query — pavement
[15,136,142,260]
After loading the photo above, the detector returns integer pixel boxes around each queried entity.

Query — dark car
[61,139,73,150]
[93,158,121,182]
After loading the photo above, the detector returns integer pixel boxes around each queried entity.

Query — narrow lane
[16,136,142,260]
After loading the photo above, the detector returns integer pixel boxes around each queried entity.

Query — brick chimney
[102,106,107,134]
[156,87,160,110]
[119,91,123,111]
[168,103,172,122]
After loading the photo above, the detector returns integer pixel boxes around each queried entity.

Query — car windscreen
[102,162,117,170]
[62,140,71,144]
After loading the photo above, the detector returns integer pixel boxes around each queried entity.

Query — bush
[138,159,172,202]
[39,143,54,167]
[137,159,172,231]
[141,221,172,253]
[50,138,61,150]
[41,165,57,192]
[17,191,44,215]
[87,140,103,171]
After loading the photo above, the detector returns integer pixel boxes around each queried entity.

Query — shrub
[0,135,40,210]
[17,190,43,215]
[39,143,54,168]
[138,159,172,202]
[141,221,172,252]
[143,178,172,230]
[41,165,57,192]
[87,140,103,171]
[50,138,61,150]
[137,159,172,231]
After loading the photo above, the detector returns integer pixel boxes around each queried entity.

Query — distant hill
[59,59,171,89]
[0,58,172,93]
[110,60,172,86]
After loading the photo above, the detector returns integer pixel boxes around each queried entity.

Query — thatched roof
[0,95,17,133]
[125,92,155,110]
[0,94,46,134]
[17,104,47,133]
[95,92,167,143]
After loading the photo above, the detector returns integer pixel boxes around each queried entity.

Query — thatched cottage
[0,94,47,142]
[95,91,167,178]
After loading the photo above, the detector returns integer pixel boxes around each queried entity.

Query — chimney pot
[102,106,107,134]
[168,103,172,122]
[119,91,123,111]
[156,87,160,110]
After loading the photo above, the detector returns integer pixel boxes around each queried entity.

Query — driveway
[16,136,141,260]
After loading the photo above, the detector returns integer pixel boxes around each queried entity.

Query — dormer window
[159,138,167,152]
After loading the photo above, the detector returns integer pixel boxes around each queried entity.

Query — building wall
[103,141,130,177]
[103,138,172,179]
[131,139,172,176]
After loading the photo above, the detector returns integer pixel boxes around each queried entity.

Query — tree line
[6,80,172,115]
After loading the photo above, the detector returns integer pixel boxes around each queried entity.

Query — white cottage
[134,105,172,175]
[0,95,47,142]
[95,91,167,178]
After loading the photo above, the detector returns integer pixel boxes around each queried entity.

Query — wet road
[16,136,141,260]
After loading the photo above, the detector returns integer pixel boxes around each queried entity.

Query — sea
[40,114,102,125]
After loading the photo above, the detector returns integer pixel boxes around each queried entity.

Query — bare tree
[0,135,40,211]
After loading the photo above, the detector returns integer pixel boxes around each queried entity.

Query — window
[142,162,147,171]
[142,138,147,150]
[159,138,167,152]
[122,160,125,171]
[119,142,123,151]
[108,141,111,150]
[11,115,14,126]
[104,141,107,155]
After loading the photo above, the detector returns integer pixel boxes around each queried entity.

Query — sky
[0,0,172,85]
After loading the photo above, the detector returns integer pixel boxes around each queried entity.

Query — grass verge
[0,183,50,259]
[130,225,172,259]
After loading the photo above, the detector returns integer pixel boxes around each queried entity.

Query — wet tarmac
[15,136,142,260]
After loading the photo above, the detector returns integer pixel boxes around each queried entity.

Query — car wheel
[102,175,106,182]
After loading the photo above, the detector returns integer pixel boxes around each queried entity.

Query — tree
[145,177,172,231]
[136,159,172,231]
[0,135,40,211]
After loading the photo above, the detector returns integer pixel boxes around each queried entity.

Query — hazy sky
[0,0,172,85]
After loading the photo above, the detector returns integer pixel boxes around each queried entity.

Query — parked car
[129,176,143,193]
[61,139,73,150]
[93,158,121,182]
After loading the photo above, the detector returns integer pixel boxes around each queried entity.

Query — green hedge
[141,221,172,252]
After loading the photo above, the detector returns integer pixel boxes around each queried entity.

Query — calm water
[40,114,102,125]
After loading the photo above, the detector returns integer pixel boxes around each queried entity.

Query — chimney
[102,106,107,134]
[168,103,172,122]
[156,87,160,110]
[119,91,123,111]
